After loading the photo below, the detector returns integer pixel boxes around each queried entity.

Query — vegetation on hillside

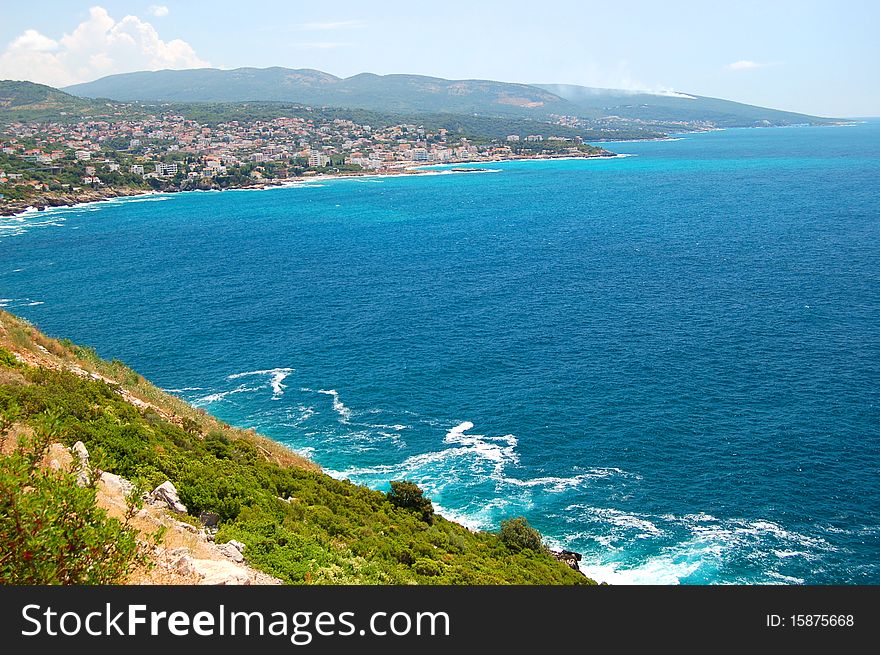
[0,385,145,583]
[0,79,137,124]
[0,311,593,585]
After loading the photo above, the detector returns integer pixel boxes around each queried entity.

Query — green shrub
[0,423,141,584]
[499,517,543,553]
[386,480,434,524]
[413,558,443,577]
[0,348,23,370]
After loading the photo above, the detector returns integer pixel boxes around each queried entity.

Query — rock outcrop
[71,440,91,486]
[151,480,188,514]
[551,549,583,574]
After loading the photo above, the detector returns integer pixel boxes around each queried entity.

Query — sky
[0,1,877,117]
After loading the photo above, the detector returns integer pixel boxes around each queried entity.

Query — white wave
[306,389,353,422]
[228,367,295,399]
[24,301,44,306]
[772,549,811,559]
[163,387,204,393]
[502,473,598,492]
[726,519,834,551]
[115,196,171,203]
[195,384,259,405]
[432,498,516,532]
[567,505,664,537]
[288,405,316,425]
[766,571,805,584]
[443,421,519,477]
[579,553,706,585]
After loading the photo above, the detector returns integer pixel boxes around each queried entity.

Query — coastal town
[0,108,612,215]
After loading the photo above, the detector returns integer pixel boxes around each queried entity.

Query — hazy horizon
[1,1,878,117]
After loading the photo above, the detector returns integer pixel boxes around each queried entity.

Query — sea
[2,121,878,584]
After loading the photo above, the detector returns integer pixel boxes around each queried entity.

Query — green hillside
[65,67,575,119]
[0,310,593,585]
[0,79,132,123]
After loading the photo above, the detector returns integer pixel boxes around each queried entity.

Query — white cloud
[0,5,207,87]
[297,20,365,31]
[9,29,59,53]
[148,5,170,18]
[726,60,769,71]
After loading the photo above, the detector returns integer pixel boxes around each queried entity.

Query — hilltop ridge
[63,66,838,128]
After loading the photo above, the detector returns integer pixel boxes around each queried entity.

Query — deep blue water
[3,122,879,584]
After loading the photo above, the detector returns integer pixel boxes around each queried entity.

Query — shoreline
[0,151,622,219]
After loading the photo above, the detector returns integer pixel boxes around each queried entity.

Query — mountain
[536,83,832,127]
[0,79,85,108]
[64,67,574,118]
[63,67,836,128]
[0,79,132,123]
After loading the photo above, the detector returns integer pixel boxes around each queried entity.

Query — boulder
[72,441,91,486]
[216,542,244,563]
[151,481,188,514]
[100,471,134,498]
[551,549,583,573]
[190,559,251,585]
[172,554,196,576]
[199,511,220,528]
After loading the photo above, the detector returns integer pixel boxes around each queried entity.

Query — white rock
[172,554,195,576]
[71,441,90,486]
[228,540,246,553]
[72,441,89,465]
[190,559,251,585]
[100,471,134,498]
[151,481,188,514]
[216,542,244,563]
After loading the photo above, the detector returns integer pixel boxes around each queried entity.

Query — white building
[75,150,92,161]
[308,151,330,168]
[130,164,144,175]
[506,135,520,142]
[154,162,178,176]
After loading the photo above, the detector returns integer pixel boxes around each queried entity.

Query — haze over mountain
[63,67,835,128]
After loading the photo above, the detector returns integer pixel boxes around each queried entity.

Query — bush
[0,422,141,584]
[413,558,443,577]
[386,480,434,524]
[499,517,543,553]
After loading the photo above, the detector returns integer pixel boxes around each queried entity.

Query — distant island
[0,68,844,216]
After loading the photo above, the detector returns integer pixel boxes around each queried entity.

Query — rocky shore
[0,186,151,216]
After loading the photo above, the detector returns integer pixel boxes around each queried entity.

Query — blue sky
[1,1,877,117]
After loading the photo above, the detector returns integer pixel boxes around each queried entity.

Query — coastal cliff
[0,310,594,585]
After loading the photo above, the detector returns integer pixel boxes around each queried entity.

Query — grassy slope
[0,310,593,585]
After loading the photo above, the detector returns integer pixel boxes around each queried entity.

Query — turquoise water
[2,122,878,584]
